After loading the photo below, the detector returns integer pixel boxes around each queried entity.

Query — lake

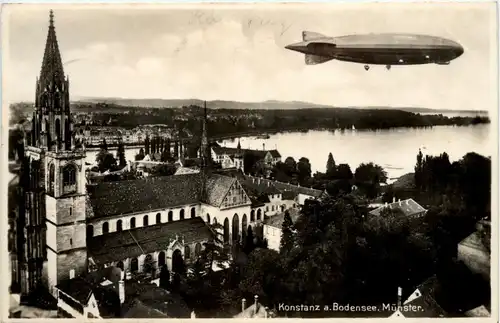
[84,124,493,181]
[220,124,493,181]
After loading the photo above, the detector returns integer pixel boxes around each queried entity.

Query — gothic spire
[200,101,210,168]
[39,10,65,91]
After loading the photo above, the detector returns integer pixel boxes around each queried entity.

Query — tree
[96,150,117,173]
[135,148,145,161]
[280,211,294,255]
[414,149,424,189]
[159,265,170,290]
[354,163,387,198]
[243,226,255,254]
[335,164,353,180]
[284,157,297,176]
[326,153,336,177]
[116,142,127,167]
[100,138,108,151]
[297,157,312,183]
[145,134,150,155]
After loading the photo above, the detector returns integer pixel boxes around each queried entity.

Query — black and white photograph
[2,2,497,320]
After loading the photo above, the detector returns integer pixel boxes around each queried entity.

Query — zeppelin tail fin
[305,54,333,65]
[302,31,327,42]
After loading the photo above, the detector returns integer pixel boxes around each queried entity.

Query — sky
[3,2,497,111]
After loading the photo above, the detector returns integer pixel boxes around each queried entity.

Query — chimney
[254,295,259,315]
[118,270,126,304]
[397,287,402,308]
[242,298,246,312]
[392,196,396,203]
[69,269,75,279]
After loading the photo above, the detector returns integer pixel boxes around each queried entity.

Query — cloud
[5,4,496,113]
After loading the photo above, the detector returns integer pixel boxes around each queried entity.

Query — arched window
[168,211,173,222]
[250,210,255,222]
[213,218,217,225]
[158,251,166,267]
[48,164,55,194]
[143,215,149,226]
[272,205,275,211]
[102,222,109,234]
[195,243,202,258]
[180,209,185,220]
[191,207,196,218]
[62,164,77,194]
[257,209,262,221]
[87,225,94,239]
[156,213,161,224]
[184,245,191,259]
[116,220,123,232]
[206,214,211,223]
[266,206,269,212]
[130,217,136,229]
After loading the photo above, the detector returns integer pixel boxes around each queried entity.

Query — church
[11,10,325,302]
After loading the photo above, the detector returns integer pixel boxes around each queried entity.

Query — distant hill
[71,97,489,115]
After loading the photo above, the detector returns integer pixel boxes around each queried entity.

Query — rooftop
[87,217,214,265]
[263,209,300,229]
[86,173,238,219]
[368,198,426,217]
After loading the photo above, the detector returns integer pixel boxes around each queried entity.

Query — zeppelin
[285,31,464,70]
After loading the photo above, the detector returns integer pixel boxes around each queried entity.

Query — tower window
[62,164,77,194]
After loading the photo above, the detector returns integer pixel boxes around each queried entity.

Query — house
[263,208,300,251]
[245,175,326,207]
[55,266,190,319]
[458,219,491,281]
[368,198,427,218]
[234,295,274,318]
[390,277,447,318]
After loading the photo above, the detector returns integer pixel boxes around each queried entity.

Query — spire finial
[49,10,54,27]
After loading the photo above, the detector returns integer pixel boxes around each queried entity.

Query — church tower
[23,10,87,297]
[200,101,211,168]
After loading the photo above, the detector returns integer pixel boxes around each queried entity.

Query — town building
[263,209,300,251]
[368,198,427,218]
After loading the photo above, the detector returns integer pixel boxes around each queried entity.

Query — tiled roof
[204,174,237,207]
[400,276,447,318]
[263,208,300,229]
[242,177,281,195]
[212,147,270,160]
[86,174,203,219]
[268,149,281,158]
[123,281,190,318]
[122,299,168,318]
[56,267,122,307]
[87,172,244,219]
[244,175,324,198]
[87,218,214,264]
[368,198,427,217]
[459,231,489,253]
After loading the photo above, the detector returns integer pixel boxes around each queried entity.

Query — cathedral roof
[87,217,213,265]
[86,173,237,219]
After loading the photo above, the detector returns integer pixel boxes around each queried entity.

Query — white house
[263,209,300,251]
